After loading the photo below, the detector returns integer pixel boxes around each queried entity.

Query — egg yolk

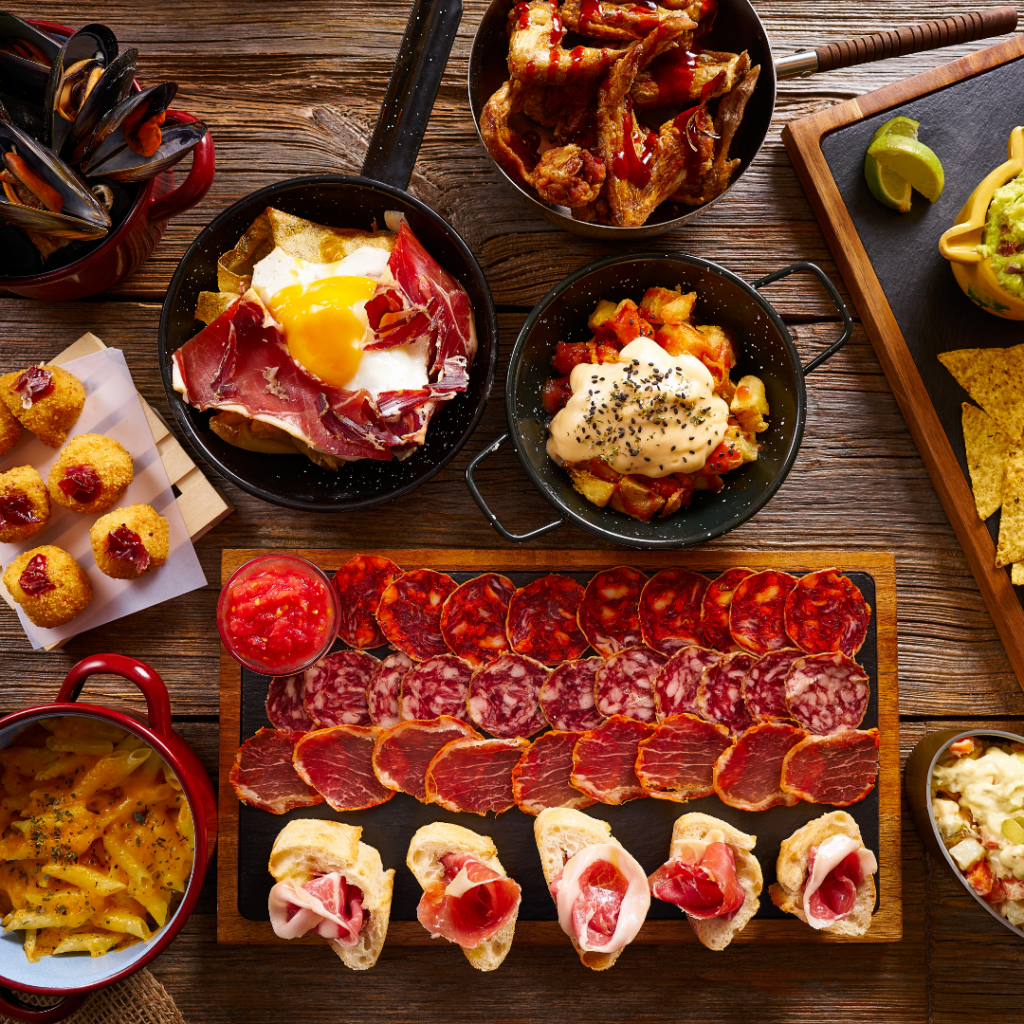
[269,276,377,388]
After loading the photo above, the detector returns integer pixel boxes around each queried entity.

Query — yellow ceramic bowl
[938,126,1024,320]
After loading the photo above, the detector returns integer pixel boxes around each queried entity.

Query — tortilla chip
[962,403,1011,520]
[194,290,237,326]
[939,346,1024,440]
[1012,563,1024,585]
[996,445,1024,565]
[266,208,395,264]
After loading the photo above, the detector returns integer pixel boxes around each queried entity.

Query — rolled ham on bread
[406,822,522,971]
[769,810,878,936]
[648,812,762,951]
[267,819,394,970]
[534,807,650,971]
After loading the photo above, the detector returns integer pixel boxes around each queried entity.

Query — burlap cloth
[0,969,187,1024]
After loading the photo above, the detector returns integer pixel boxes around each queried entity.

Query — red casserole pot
[0,655,216,1023]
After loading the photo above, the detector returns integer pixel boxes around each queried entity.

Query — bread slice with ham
[768,810,877,936]
[267,819,394,970]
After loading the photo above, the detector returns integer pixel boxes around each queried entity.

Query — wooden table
[1,1,1021,1020]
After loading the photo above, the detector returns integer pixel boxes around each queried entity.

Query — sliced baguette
[268,819,394,970]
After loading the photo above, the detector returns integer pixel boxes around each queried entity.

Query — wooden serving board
[218,548,901,946]
[782,35,1024,690]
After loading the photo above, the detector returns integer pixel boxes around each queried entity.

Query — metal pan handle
[751,261,853,375]
[466,434,566,543]
[361,0,463,190]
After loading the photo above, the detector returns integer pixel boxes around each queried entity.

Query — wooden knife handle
[814,7,1019,73]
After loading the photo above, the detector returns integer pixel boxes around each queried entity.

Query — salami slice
[712,722,806,811]
[539,657,603,732]
[700,567,753,652]
[332,554,401,649]
[302,650,377,728]
[507,574,589,664]
[399,654,473,722]
[639,569,709,655]
[780,728,880,806]
[784,652,870,735]
[594,647,666,722]
[467,654,549,738]
[230,728,322,814]
[440,573,515,667]
[266,673,313,731]
[729,570,798,655]
[425,736,530,815]
[577,565,647,657]
[366,651,413,729]
[570,715,654,804]
[635,713,732,801]
[371,716,480,801]
[784,569,871,656]
[696,652,757,736]
[293,725,394,811]
[741,648,802,724]
[653,646,722,720]
[511,730,594,815]
[377,568,458,661]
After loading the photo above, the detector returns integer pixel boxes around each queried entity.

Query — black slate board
[235,569,879,924]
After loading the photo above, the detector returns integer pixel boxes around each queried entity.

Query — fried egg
[250,246,430,396]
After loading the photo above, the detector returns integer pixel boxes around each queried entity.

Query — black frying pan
[468,0,1018,239]
[158,0,497,512]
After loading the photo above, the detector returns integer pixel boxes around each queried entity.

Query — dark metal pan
[466,252,852,547]
[468,1,1018,239]
[158,0,497,512]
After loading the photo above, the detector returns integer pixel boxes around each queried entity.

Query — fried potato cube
[704,421,759,476]
[696,325,737,371]
[609,474,665,521]
[588,300,618,333]
[566,464,617,507]
[656,321,707,358]
[593,299,654,345]
[730,374,769,433]
[640,287,696,326]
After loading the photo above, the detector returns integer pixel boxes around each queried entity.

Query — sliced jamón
[293,725,394,811]
[399,654,473,722]
[371,716,480,801]
[377,568,457,661]
[594,647,666,723]
[700,567,753,652]
[780,728,880,806]
[784,569,871,656]
[425,736,530,815]
[230,728,322,814]
[570,714,654,805]
[302,650,376,728]
[696,652,756,736]
[332,554,401,649]
[507,574,589,664]
[712,722,806,811]
[539,657,603,732]
[729,570,798,656]
[440,573,515,667]
[639,568,708,655]
[577,565,647,657]
[467,653,549,738]
[784,652,870,736]
[741,648,802,724]
[636,713,732,801]
[653,645,721,720]
[266,673,313,731]
[512,730,593,815]
[366,651,413,729]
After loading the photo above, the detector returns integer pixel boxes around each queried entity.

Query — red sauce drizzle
[0,493,41,529]
[695,0,718,37]
[700,69,727,102]
[106,526,151,574]
[612,100,657,188]
[525,58,537,76]
[19,554,54,597]
[514,2,532,29]
[628,2,660,31]
[58,464,101,504]
[12,366,54,407]
[550,9,563,42]
[569,45,585,71]
[546,46,560,81]
[579,0,602,27]
[653,46,703,105]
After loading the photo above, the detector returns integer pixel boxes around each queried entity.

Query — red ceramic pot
[0,20,215,301]
[0,654,217,1023]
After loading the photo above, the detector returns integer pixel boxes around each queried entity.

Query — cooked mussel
[0,12,60,98]
[79,81,174,167]
[43,25,118,153]
[60,47,137,162]
[85,116,207,183]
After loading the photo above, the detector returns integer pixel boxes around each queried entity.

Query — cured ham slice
[332,554,401,649]
[639,569,708,655]
[399,654,473,721]
[784,570,871,657]
[729,570,798,656]
[440,573,515,667]
[635,714,732,801]
[303,650,376,728]
[378,569,458,661]
[784,652,870,736]
[507,574,589,664]
[780,729,880,806]
[570,715,654,804]
[650,842,744,920]
[594,647,666,722]
[577,566,647,656]
[712,722,806,811]
[539,658,603,732]
[371,716,480,801]
[742,648,801,724]
[425,737,530,815]
[803,835,877,929]
[269,873,364,945]
[696,652,756,736]
[512,730,594,815]
[293,725,395,811]
[653,646,721,720]
[467,654,548,738]
[230,727,322,814]
[266,672,313,731]
[366,651,413,729]
[700,567,752,652]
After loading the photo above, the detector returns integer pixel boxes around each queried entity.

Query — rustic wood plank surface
[0,0,1022,1021]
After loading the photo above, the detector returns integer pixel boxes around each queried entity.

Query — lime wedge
[865,154,913,212]
[1001,817,1024,845]
[867,135,945,202]
[871,116,920,142]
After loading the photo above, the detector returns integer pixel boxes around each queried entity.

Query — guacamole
[979,169,1024,298]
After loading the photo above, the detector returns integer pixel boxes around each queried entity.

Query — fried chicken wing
[560,0,696,42]
[480,79,535,187]
[631,49,750,107]
[535,145,607,207]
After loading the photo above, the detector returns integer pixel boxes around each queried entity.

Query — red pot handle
[0,990,88,1023]
[56,654,173,739]
[148,111,215,224]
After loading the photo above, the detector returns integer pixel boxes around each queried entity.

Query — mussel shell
[62,47,137,162]
[0,94,45,139]
[0,12,62,101]
[85,118,206,183]
[44,26,117,152]
[78,81,175,168]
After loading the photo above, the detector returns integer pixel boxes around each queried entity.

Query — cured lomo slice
[700,567,753,652]
[577,565,647,657]
[440,573,515,667]
[266,673,313,731]
[468,653,549,738]
[371,716,481,801]
[729,570,798,656]
[653,646,722,720]
[781,728,880,806]
[511,730,594,815]
[539,657,603,732]
[639,569,709,655]
[784,569,871,656]
[399,654,473,722]
[293,725,394,811]
[742,648,802,724]
[570,714,655,804]
[507,574,588,664]
[425,736,530,815]
[696,652,757,736]
[712,721,806,811]
[635,713,732,801]
[377,568,458,661]
[595,647,667,722]
[230,728,322,814]
[784,652,870,736]
[366,651,413,730]
[302,650,377,728]
[332,554,401,649]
